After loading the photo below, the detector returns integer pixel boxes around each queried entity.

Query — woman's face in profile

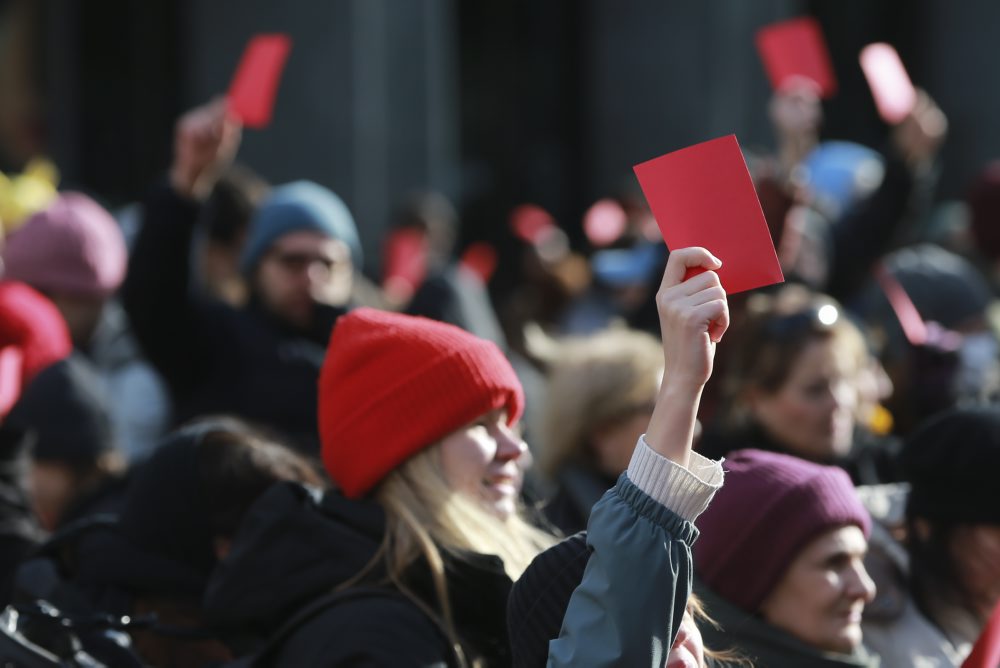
[751,337,857,461]
[438,408,528,519]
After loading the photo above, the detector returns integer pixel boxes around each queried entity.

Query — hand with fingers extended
[170,98,242,200]
[645,247,729,467]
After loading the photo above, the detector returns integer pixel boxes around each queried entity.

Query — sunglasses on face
[266,249,338,273]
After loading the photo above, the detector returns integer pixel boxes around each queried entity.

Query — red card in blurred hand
[228,34,293,129]
[633,135,783,294]
[756,17,837,98]
[860,43,916,124]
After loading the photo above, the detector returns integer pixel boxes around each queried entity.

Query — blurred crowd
[0,38,999,668]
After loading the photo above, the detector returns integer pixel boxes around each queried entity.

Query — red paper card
[227,34,293,129]
[860,43,916,124]
[755,17,837,98]
[633,135,784,294]
[963,599,1000,668]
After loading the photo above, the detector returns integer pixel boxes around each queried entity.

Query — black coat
[123,184,346,452]
[0,425,43,606]
[205,482,514,667]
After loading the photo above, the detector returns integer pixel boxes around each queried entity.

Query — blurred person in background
[11,417,323,668]
[5,354,126,531]
[124,99,362,453]
[694,448,877,667]
[0,281,71,605]
[1,192,171,463]
[701,285,902,485]
[195,164,270,307]
[391,190,508,347]
[756,83,948,305]
[538,327,663,534]
[852,243,1000,436]
[862,407,1000,666]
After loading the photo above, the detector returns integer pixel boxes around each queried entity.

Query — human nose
[495,424,528,463]
[846,559,877,604]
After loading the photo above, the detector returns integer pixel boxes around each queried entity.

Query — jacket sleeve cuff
[625,435,724,522]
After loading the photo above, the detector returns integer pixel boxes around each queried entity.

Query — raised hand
[892,89,948,171]
[645,247,730,466]
[169,98,242,200]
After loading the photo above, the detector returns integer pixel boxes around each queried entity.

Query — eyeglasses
[266,249,338,274]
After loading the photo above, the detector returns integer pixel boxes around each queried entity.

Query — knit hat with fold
[319,308,523,498]
[694,448,870,613]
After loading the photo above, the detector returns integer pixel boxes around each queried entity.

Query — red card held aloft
[633,135,783,294]
[755,17,837,98]
[860,43,916,124]
[227,34,293,129]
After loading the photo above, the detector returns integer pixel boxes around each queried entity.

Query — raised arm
[547,248,728,667]
[122,100,241,397]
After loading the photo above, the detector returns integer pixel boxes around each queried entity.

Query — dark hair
[193,418,325,538]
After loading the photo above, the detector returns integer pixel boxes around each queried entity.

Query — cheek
[440,438,494,492]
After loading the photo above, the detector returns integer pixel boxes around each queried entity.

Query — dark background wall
[1,0,997,275]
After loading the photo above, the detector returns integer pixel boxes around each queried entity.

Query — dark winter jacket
[0,425,42,606]
[123,184,345,452]
[204,482,513,666]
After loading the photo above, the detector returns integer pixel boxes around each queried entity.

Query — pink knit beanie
[2,192,127,299]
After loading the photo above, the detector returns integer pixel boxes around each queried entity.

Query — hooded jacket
[204,482,513,666]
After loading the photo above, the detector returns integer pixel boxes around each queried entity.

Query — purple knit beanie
[2,193,126,299]
[694,449,870,613]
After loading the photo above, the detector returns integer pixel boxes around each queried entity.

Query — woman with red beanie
[204,247,731,666]
[693,448,877,666]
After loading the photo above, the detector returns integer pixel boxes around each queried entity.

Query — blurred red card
[633,135,783,294]
[756,17,837,98]
[963,599,1000,668]
[860,43,916,124]
[228,34,293,128]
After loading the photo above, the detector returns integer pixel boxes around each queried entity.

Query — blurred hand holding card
[633,135,784,294]
[755,17,837,98]
[228,34,293,129]
[860,43,917,124]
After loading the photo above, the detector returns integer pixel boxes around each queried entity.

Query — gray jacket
[548,441,724,667]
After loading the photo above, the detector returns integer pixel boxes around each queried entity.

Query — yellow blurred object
[867,403,894,436]
[0,158,60,233]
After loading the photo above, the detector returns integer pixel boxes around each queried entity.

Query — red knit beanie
[0,281,73,416]
[694,449,871,613]
[319,308,524,498]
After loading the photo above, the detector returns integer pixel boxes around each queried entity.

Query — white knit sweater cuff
[626,435,725,522]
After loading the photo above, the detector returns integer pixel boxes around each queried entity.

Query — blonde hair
[344,445,554,666]
[540,328,663,477]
